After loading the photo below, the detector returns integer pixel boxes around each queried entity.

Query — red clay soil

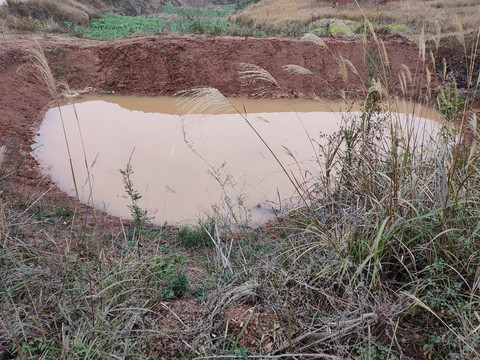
[0,33,428,217]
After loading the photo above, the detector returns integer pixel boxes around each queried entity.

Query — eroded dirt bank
[0,33,426,215]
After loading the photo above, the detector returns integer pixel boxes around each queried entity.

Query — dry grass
[0,0,104,34]
[232,0,480,39]
[0,146,5,170]
[1,0,95,25]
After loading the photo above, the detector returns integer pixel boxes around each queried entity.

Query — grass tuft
[300,33,328,48]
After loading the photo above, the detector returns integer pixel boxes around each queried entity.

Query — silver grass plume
[176,87,233,115]
[300,33,328,49]
[238,63,281,98]
[282,64,314,76]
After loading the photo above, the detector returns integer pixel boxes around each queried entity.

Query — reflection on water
[34,94,441,225]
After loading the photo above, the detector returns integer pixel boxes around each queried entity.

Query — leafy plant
[149,254,190,299]
[76,13,242,40]
[120,158,151,245]
[355,343,395,360]
[437,83,465,122]
[11,336,60,360]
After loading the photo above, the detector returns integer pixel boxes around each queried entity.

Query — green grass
[73,13,243,40]
[84,14,168,39]
[177,222,214,248]
[73,4,240,40]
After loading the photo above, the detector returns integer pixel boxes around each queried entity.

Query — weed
[11,334,60,360]
[437,83,465,122]
[355,343,395,360]
[119,155,151,246]
[151,254,190,299]
[225,347,249,359]
[177,221,214,248]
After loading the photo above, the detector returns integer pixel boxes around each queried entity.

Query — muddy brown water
[33,94,442,226]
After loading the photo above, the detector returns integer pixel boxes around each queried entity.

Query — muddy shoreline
[0,33,428,222]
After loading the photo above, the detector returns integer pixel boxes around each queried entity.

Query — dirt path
[0,33,426,217]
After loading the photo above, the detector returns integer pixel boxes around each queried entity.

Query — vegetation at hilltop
[1,23,480,359]
[1,0,479,45]
[231,0,480,38]
[0,0,256,34]
[73,12,243,40]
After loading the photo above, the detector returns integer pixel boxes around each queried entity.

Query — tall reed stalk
[26,44,100,323]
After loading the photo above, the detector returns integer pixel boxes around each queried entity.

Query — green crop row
[71,13,243,40]
[84,14,168,39]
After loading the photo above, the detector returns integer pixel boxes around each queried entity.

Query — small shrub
[120,161,151,246]
[161,272,189,299]
[437,83,465,122]
[148,254,190,299]
[55,207,74,218]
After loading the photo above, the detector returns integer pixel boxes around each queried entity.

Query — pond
[33,94,441,226]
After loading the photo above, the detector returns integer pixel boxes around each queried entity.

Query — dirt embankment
[0,33,427,213]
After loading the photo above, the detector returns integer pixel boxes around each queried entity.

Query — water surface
[34,95,441,225]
